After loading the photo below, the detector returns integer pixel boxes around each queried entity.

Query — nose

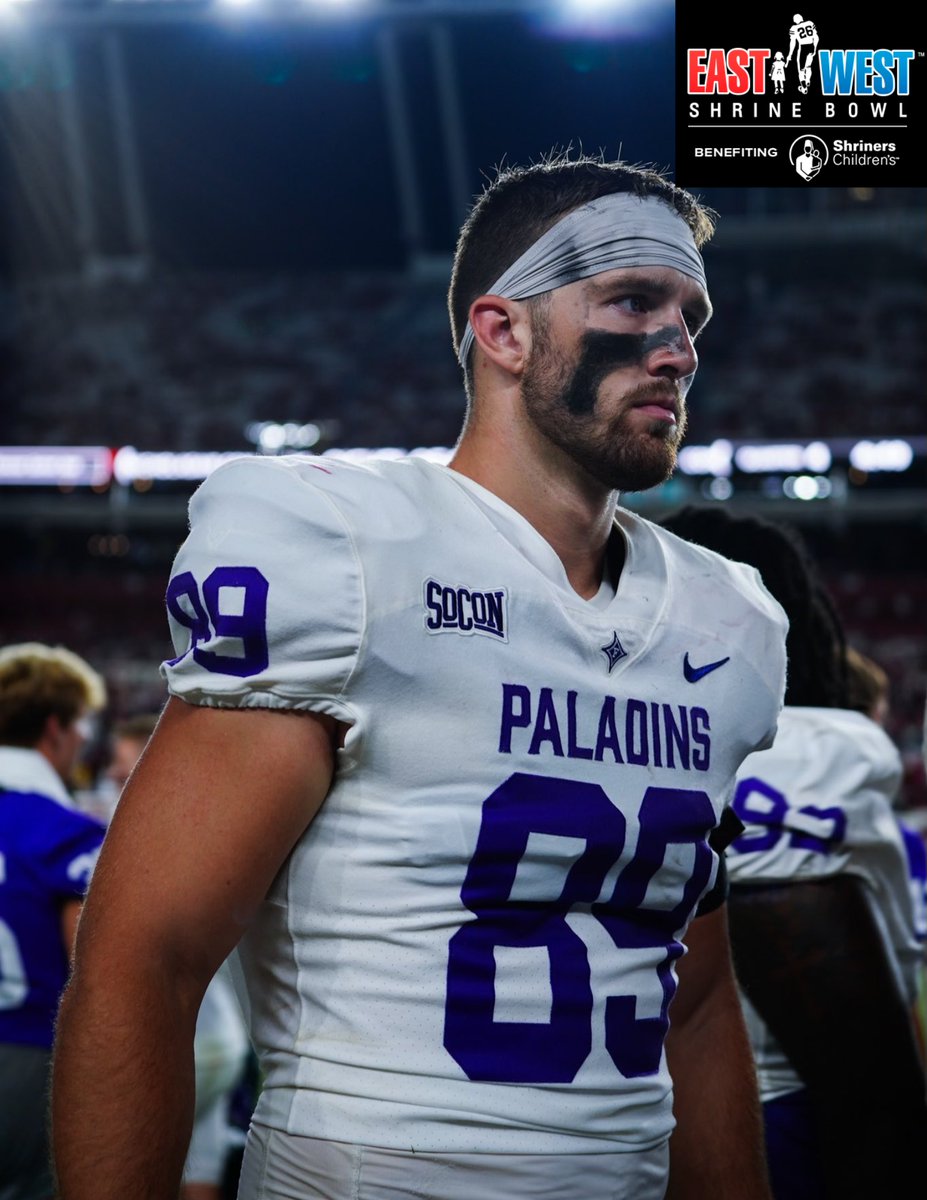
[643,318,699,384]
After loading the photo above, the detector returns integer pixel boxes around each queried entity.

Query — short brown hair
[844,646,889,718]
[448,151,716,396]
[0,642,106,747]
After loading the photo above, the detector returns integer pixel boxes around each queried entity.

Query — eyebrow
[587,272,713,331]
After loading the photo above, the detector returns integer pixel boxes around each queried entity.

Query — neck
[449,409,619,600]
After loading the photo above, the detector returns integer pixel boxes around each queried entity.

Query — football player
[661,507,927,1200]
[786,13,819,93]
[0,643,107,1199]
[52,156,787,1200]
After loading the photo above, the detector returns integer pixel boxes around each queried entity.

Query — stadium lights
[112,447,249,485]
[0,447,112,487]
[217,0,259,9]
[849,439,914,473]
[0,0,34,25]
[733,441,832,475]
[245,422,323,452]
[543,0,667,35]
[0,439,920,488]
[562,0,629,11]
[783,475,833,501]
[677,440,734,478]
[705,478,734,501]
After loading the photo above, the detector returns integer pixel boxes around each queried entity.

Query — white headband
[457,192,707,369]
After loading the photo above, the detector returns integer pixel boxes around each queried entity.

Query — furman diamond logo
[424,578,507,641]
[601,631,628,673]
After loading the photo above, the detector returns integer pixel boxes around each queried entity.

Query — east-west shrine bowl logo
[686,12,914,121]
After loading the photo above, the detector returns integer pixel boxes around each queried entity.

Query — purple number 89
[166,567,270,678]
[444,773,715,1084]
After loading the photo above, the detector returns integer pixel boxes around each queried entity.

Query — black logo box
[674,2,923,186]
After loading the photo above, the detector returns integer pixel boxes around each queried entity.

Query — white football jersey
[161,454,786,1157]
[790,18,818,45]
[727,706,920,1101]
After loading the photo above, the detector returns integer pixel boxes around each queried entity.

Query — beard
[521,326,689,493]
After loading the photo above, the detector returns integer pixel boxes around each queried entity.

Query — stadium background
[1,0,925,811]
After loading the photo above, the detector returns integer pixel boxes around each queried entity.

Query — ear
[468,295,531,378]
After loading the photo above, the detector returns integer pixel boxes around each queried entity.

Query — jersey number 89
[444,773,715,1084]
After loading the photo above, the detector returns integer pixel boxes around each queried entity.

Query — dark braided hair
[659,506,847,708]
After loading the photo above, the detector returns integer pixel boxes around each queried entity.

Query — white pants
[237,1124,669,1200]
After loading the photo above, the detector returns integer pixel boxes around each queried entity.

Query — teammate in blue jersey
[53,155,787,1200]
[0,643,107,1200]
[660,507,927,1200]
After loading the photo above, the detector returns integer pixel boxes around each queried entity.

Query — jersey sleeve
[160,456,363,718]
[727,709,926,1002]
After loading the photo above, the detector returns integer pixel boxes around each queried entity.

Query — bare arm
[59,899,82,961]
[665,907,772,1200]
[51,697,337,1200]
[728,876,927,1200]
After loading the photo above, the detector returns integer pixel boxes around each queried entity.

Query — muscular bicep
[73,697,337,992]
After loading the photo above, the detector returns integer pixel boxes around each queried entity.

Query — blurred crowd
[1,266,924,453]
[0,273,465,454]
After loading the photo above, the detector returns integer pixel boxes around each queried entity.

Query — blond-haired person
[0,644,106,1200]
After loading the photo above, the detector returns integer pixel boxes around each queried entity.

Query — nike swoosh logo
[683,652,730,683]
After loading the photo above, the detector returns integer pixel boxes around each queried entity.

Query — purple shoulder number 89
[166,567,270,677]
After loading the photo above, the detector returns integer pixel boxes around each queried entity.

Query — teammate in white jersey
[845,646,927,1065]
[52,155,787,1200]
[661,506,927,1200]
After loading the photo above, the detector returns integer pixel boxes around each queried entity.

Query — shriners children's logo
[790,134,828,179]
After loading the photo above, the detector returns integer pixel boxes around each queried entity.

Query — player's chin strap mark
[458,192,707,369]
